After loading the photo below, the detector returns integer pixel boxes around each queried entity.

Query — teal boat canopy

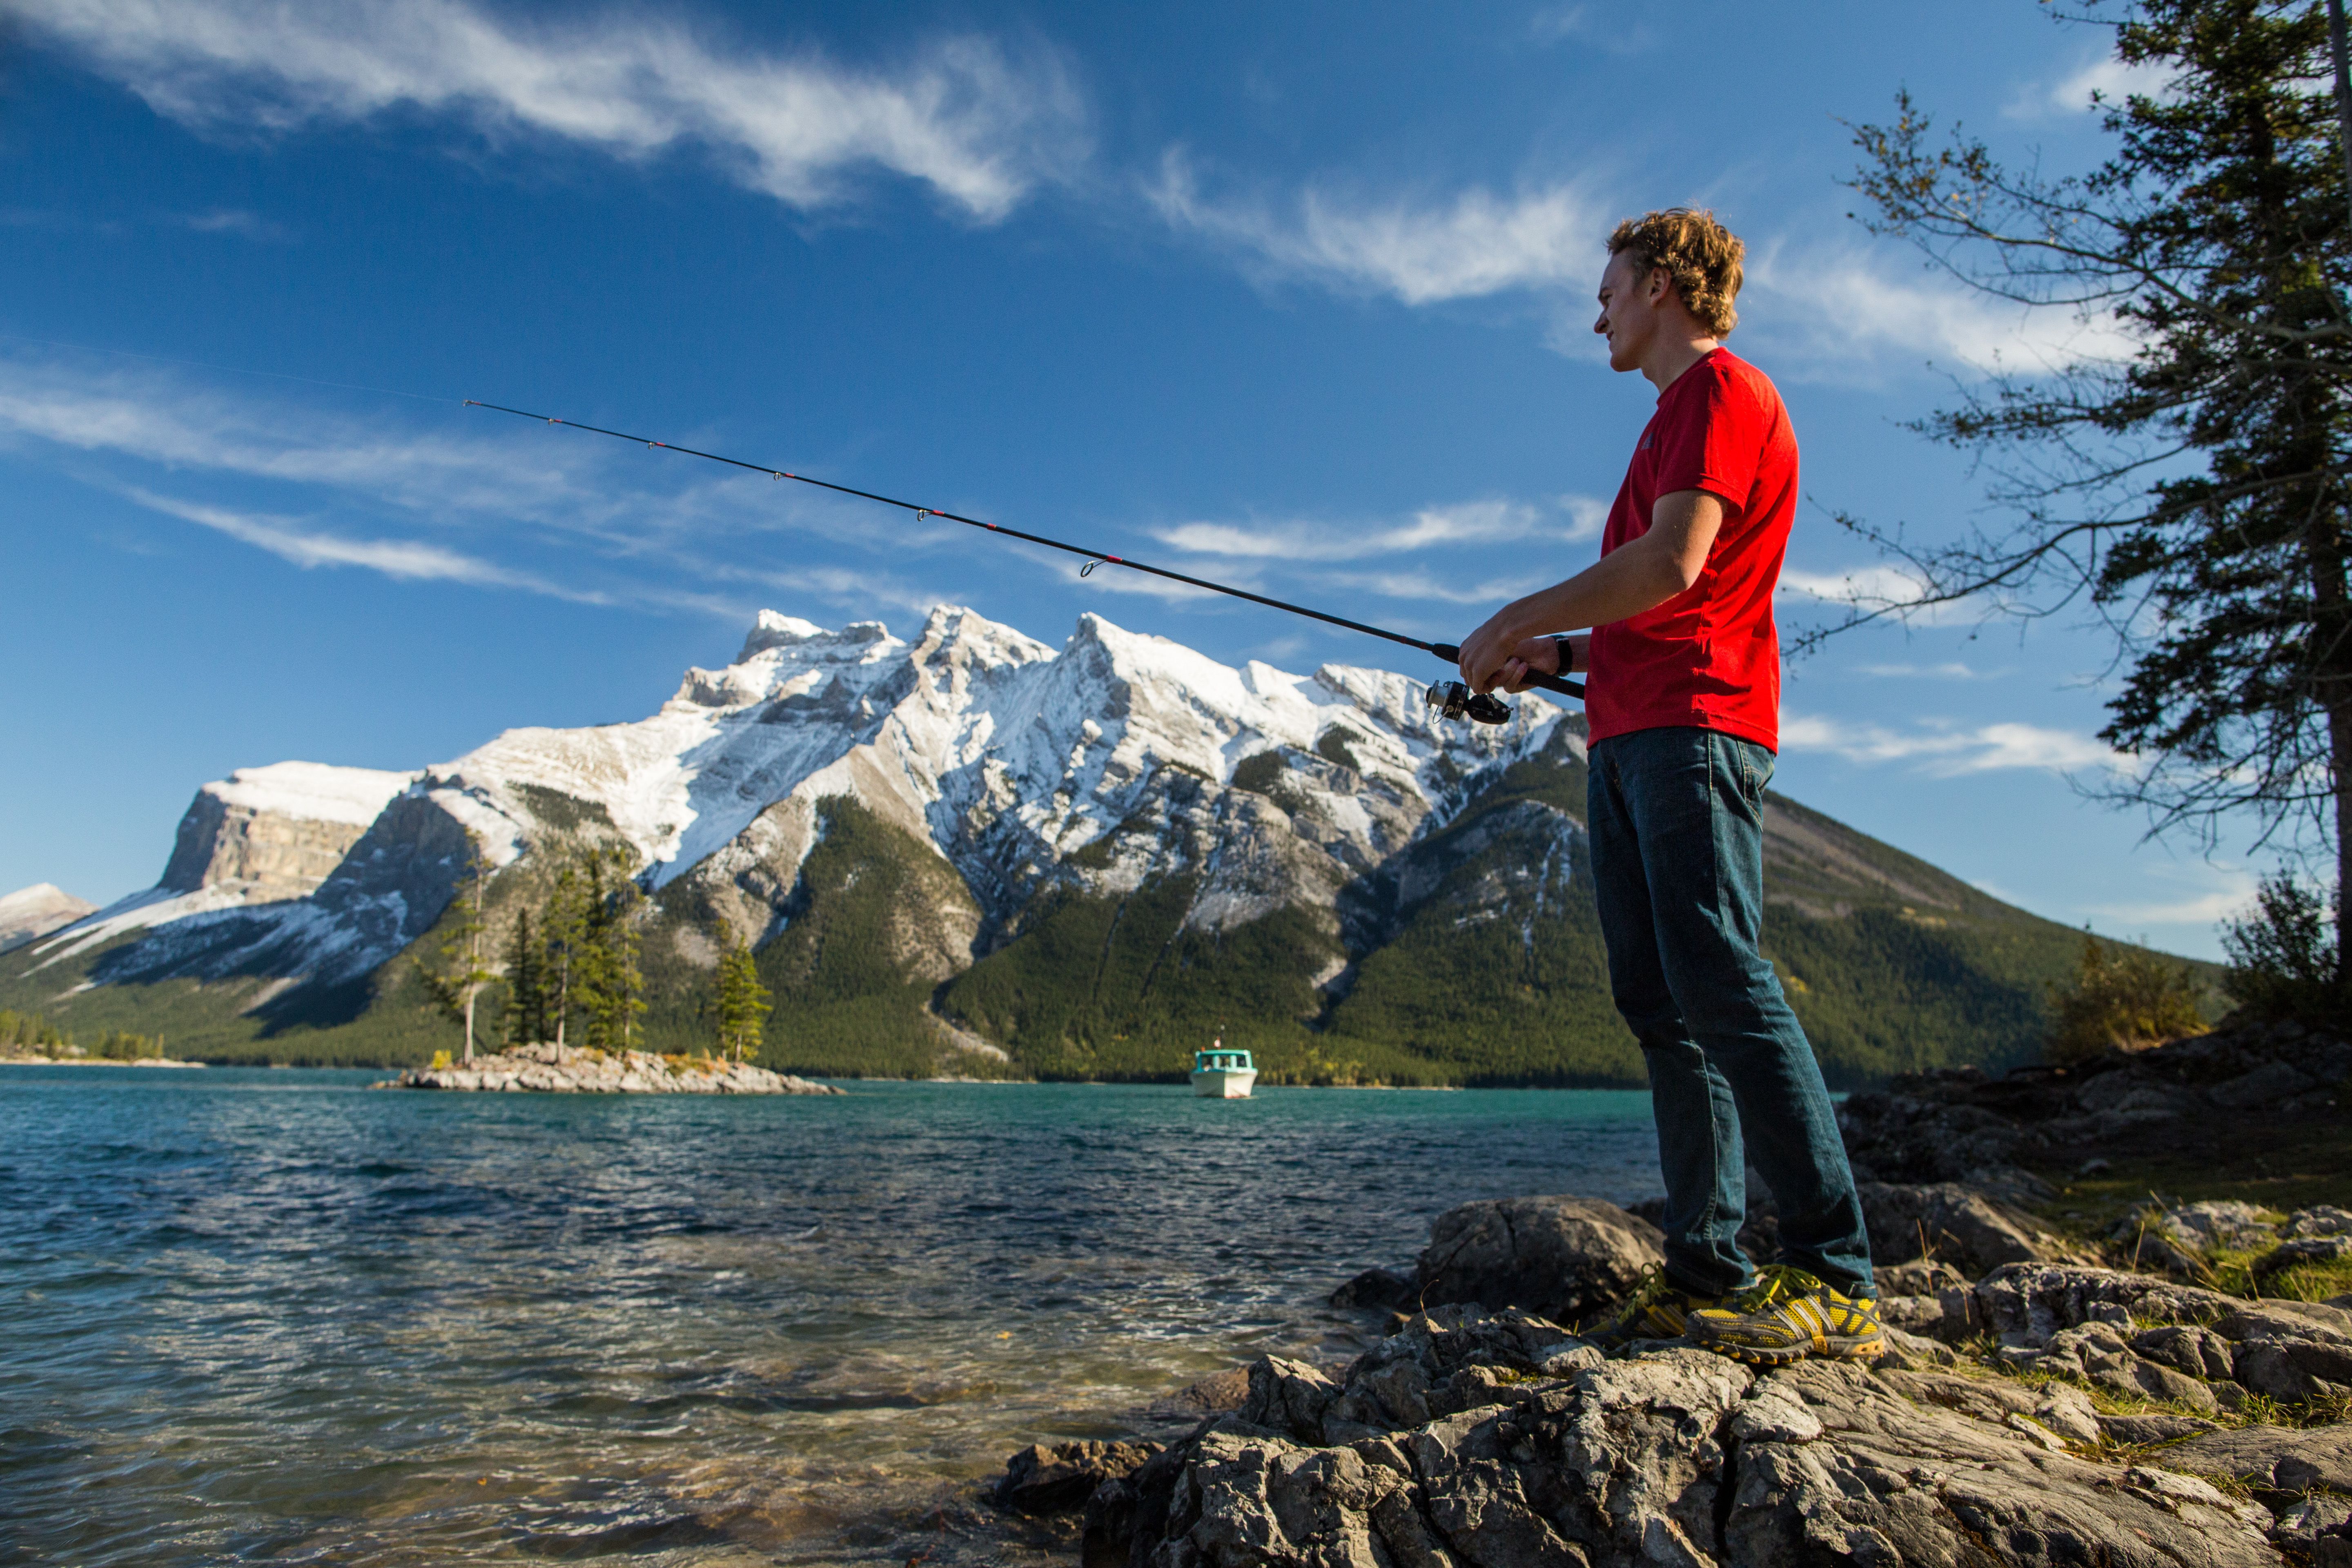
[1193,1049,1254,1071]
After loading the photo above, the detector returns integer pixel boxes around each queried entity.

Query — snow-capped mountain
[32,606,1563,1000]
[0,884,96,953]
[6,604,2109,1084]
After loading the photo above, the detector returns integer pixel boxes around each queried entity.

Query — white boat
[1190,1038,1257,1098]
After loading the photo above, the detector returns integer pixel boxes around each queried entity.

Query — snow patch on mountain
[206,762,419,826]
[0,883,96,952]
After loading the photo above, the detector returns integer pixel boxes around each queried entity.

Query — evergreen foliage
[0,1007,77,1056]
[411,831,495,1062]
[715,935,772,1061]
[2221,871,2346,1018]
[502,908,546,1049]
[1841,1,2352,969]
[2047,930,2212,1062]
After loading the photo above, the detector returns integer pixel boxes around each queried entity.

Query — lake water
[1,1067,1663,1568]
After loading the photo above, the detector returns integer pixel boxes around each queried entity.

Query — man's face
[1592,250,1662,372]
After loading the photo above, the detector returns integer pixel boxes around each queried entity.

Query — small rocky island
[993,1016,2352,1565]
[384,1041,840,1094]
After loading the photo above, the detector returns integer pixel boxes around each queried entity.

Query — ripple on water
[1,1067,1659,1566]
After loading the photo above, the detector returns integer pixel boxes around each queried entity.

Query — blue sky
[0,0,2259,956]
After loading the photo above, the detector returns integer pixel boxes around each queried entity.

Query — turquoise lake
[1,1068,1663,1567]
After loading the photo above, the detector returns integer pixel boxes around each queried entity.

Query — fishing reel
[1424,681,1513,725]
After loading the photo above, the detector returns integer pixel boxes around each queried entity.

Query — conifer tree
[715,934,773,1061]
[541,863,583,1048]
[569,848,646,1051]
[503,907,546,1049]
[602,863,648,1051]
[414,831,497,1063]
[1839,1,2352,986]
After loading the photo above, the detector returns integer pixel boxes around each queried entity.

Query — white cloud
[1155,497,1555,560]
[16,0,1083,222]
[1853,661,2000,680]
[2081,883,2257,928]
[129,488,597,599]
[1740,239,2138,377]
[0,352,932,614]
[1778,564,1964,620]
[1525,5,1652,53]
[1780,712,2128,776]
[1560,494,1609,541]
[1150,149,1602,305]
[1149,146,2132,382]
[174,207,293,240]
[2007,52,2177,119]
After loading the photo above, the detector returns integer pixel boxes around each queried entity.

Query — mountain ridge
[0,606,2178,1082]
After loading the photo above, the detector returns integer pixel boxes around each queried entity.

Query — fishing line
[463,399,1584,705]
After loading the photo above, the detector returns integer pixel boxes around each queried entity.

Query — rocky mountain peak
[0,884,96,952]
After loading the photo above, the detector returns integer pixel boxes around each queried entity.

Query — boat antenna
[463,400,1584,708]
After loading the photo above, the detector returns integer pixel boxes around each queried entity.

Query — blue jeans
[1587,726,1875,1301]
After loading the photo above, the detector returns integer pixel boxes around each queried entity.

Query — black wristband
[1549,634,1575,676]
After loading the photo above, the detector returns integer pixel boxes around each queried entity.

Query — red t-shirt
[1585,348,1798,752]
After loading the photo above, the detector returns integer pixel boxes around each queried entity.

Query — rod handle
[1426,643,1585,701]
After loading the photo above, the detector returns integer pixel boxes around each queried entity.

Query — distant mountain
[0,607,2166,1081]
[0,884,96,953]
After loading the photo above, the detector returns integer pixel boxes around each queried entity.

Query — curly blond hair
[1607,208,1743,336]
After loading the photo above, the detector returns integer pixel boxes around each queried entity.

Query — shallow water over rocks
[1,1068,1657,1566]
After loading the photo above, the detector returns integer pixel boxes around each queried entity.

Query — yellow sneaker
[1581,1266,1728,1350]
[1687,1265,1884,1365]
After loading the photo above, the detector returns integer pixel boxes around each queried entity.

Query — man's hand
[1458,626,1559,693]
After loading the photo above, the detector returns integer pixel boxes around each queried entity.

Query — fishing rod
[463,399,1584,722]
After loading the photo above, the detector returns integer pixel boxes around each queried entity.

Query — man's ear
[1646,265,1673,307]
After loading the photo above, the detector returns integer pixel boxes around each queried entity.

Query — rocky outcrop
[994,1441,1162,1514]
[386,1042,840,1094]
[1072,1304,2294,1568]
[1837,1017,2352,1188]
[1102,1182,2352,1567]
[1412,1197,1664,1329]
[159,763,417,902]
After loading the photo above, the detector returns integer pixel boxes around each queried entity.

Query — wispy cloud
[1525,5,1653,53]
[0,351,937,615]
[128,487,599,599]
[1740,239,2138,379]
[1150,149,1602,305]
[1777,563,1971,624]
[174,207,293,240]
[1149,147,2131,383]
[1781,712,2128,776]
[1154,497,1567,560]
[1853,660,2003,680]
[2080,880,2256,929]
[16,0,1085,222]
[2006,51,2176,119]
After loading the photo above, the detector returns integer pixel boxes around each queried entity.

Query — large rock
[1098,1310,2284,1568]
[2165,1422,2352,1497]
[1416,1196,1663,1327]
[1971,1263,2242,1349]
[994,1440,1162,1515]
[1856,1179,2088,1276]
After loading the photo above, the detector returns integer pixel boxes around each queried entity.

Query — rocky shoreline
[991,1018,2352,1565]
[0,1054,205,1067]
[382,1041,841,1094]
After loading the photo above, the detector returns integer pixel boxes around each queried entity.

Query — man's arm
[1457,490,1726,692]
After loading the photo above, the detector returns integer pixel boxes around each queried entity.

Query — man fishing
[1454,208,1881,1363]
